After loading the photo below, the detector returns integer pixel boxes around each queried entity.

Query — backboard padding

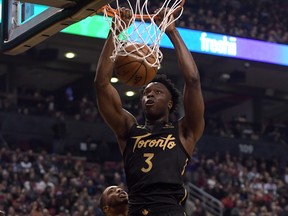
[1,0,114,55]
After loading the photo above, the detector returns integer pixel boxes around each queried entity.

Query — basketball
[113,44,158,87]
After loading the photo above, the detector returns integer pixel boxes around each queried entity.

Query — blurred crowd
[0,90,100,123]
[186,152,288,216]
[1,88,288,146]
[206,115,288,145]
[1,89,288,216]
[150,0,288,44]
[0,147,288,215]
[0,147,125,216]
[1,93,288,216]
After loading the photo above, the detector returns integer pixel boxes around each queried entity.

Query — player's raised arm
[156,10,205,155]
[94,9,136,153]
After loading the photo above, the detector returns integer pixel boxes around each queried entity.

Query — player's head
[141,74,181,117]
[99,186,128,216]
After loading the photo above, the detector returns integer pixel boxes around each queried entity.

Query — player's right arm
[94,32,136,153]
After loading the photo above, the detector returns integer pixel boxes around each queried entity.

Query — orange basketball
[114,44,158,87]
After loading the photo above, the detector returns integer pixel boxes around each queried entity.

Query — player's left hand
[119,7,133,28]
[113,7,133,35]
[154,7,176,33]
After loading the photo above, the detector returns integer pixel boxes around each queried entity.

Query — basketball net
[102,0,184,69]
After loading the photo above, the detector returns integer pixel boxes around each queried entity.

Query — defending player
[99,186,128,216]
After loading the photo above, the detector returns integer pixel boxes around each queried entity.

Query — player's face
[142,82,172,118]
[102,186,128,207]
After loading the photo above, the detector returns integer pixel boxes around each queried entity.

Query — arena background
[0,0,288,215]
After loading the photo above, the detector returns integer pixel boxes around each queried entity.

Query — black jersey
[123,121,190,214]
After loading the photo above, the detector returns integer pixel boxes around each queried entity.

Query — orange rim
[97,0,185,19]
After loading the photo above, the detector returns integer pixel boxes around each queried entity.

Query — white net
[103,0,184,69]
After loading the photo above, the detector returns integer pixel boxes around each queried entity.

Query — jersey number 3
[141,153,154,173]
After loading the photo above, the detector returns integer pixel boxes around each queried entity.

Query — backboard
[0,0,113,55]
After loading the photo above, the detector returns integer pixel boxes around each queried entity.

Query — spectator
[20,155,32,174]
[51,112,66,154]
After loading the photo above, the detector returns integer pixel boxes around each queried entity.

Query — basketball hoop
[98,0,185,69]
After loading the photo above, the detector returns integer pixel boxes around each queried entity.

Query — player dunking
[95,7,205,216]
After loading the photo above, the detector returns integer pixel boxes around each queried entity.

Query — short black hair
[141,74,181,113]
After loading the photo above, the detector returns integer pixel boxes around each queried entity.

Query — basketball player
[95,8,205,216]
[99,185,128,216]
